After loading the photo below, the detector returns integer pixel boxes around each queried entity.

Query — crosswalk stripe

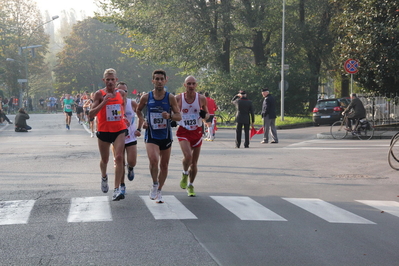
[140,195,197,220]
[356,200,399,218]
[67,196,112,223]
[211,196,287,221]
[283,198,375,224]
[0,200,35,225]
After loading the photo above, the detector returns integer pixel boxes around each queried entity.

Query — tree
[332,0,399,95]
[53,18,181,96]
[291,0,335,111]
[0,0,50,103]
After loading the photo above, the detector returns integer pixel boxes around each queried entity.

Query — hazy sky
[34,0,99,25]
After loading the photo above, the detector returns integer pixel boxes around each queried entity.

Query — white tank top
[125,98,137,143]
[178,92,202,131]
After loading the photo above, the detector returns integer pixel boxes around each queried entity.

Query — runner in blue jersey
[136,69,181,203]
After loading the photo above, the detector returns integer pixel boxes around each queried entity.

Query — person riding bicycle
[343,93,366,133]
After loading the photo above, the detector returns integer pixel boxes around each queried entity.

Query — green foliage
[331,0,399,94]
[53,18,182,96]
[0,0,49,100]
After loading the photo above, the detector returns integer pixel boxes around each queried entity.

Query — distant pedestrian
[231,90,254,148]
[204,92,218,141]
[261,88,278,144]
[15,108,31,132]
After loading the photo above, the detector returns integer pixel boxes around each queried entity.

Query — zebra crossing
[0,195,398,226]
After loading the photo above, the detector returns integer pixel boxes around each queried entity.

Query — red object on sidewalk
[250,126,264,139]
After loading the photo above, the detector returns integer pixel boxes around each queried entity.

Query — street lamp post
[5,57,25,108]
[280,0,286,121]
[17,15,59,107]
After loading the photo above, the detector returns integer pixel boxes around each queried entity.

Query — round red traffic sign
[344,59,359,74]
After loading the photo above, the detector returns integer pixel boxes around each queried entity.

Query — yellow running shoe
[187,185,196,197]
[180,173,188,189]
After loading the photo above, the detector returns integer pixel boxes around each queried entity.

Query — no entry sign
[344,59,359,74]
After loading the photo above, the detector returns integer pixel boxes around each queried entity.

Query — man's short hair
[103,68,117,78]
[117,81,128,88]
[152,69,166,79]
[351,93,357,98]
[205,92,209,97]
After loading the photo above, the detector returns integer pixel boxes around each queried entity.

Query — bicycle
[387,131,399,170]
[330,113,374,140]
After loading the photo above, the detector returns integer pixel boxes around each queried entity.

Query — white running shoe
[91,132,94,138]
[156,190,164,203]
[112,188,125,201]
[149,184,158,200]
[101,175,109,193]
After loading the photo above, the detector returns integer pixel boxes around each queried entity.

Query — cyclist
[343,93,366,133]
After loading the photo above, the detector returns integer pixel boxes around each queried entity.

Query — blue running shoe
[120,183,126,195]
[127,166,135,181]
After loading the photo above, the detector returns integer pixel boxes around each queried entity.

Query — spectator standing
[28,97,33,111]
[261,88,278,144]
[231,90,254,148]
[204,92,218,141]
[39,97,45,110]
[0,96,13,124]
[8,96,14,114]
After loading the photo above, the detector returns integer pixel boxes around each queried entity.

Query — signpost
[344,59,359,95]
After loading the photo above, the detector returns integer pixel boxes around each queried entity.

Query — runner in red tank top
[89,68,127,201]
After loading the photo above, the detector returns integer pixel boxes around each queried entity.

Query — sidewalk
[316,129,396,139]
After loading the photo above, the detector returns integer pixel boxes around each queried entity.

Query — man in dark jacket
[343,93,366,131]
[231,90,254,148]
[15,108,31,132]
[261,88,278,143]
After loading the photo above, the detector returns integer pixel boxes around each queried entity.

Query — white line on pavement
[283,198,375,224]
[211,196,287,221]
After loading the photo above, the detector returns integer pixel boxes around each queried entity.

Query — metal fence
[359,96,399,126]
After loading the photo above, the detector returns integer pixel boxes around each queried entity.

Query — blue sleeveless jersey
[145,91,172,140]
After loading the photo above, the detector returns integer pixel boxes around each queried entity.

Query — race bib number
[65,104,71,110]
[106,104,122,121]
[182,114,198,130]
[150,113,167,129]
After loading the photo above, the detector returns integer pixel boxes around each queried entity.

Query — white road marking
[285,139,388,149]
[211,196,287,221]
[283,198,375,224]
[356,200,399,218]
[0,200,35,225]
[140,195,197,220]
[67,196,112,223]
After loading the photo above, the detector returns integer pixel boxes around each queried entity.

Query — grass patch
[217,114,312,128]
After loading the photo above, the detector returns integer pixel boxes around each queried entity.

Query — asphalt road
[0,113,398,266]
